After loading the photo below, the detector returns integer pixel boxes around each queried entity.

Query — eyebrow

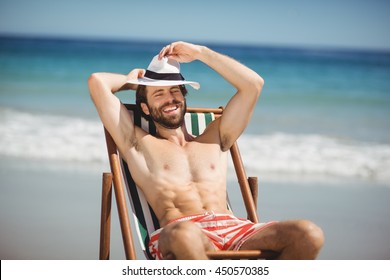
[170,86,181,91]
[152,89,164,95]
[151,86,181,95]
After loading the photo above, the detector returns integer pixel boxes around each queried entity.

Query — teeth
[163,106,177,112]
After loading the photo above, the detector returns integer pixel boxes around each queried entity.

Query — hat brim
[126,77,200,90]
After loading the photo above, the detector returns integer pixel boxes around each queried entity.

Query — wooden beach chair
[99,104,274,260]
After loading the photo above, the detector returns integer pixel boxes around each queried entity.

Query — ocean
[1,36,389,185]
[1,36,390,260]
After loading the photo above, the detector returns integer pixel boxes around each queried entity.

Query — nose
[166,91,182,104]
[167,92,176,101]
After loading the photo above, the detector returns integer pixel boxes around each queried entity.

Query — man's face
[143,85,187,129]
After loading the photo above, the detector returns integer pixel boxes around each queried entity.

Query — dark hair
[135,84,188,120]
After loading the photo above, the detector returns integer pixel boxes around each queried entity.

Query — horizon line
[1,32,390,54]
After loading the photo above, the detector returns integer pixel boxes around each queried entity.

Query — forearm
[88,72,135,94]
[195,45,263,150]
[160,41,263,95]
[88,71,137,153]
[197,46,264,94]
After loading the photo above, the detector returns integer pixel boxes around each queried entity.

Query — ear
[140,102,150,116]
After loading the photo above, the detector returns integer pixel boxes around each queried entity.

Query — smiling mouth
[162,105,179,113]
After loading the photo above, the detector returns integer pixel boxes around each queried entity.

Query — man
[88,41,324,260]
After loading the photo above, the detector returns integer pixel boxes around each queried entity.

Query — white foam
[1,108,389,183]
[237,133,390,183]
[0,108,107,164]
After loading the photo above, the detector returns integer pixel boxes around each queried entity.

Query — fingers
[128,68,145,80]
[137,68,145,78]
[159,41,187,59]
[158,43,175,59]
[132,68,145,76]
[158,41,200,63]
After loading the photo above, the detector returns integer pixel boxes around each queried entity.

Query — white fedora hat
[126,55,200,90]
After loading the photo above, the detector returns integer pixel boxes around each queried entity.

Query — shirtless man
[88,41,324,260]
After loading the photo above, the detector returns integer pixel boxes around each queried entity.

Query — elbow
[256,75,264,93]
[252,74,264,98]
[258,75,265,89]
[88,73,103,98]
[88,73,100,89]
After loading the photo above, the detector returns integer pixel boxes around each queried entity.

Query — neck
[155,123,193,146]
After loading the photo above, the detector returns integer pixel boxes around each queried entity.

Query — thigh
[158,221,215,255]
[239,221,298,251]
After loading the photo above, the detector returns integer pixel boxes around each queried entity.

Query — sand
[1,157,389,260]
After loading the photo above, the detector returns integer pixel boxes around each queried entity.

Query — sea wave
[1,108,389,183]
[238,133,390,182]
[0,108,107,163]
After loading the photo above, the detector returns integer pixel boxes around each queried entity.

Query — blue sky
[0,0,389,51]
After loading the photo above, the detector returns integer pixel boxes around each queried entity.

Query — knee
[294,220,324,250]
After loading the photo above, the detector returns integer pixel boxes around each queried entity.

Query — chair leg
[99,172,113,260]
[248,176,259,220]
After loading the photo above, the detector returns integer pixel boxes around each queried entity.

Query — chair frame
[99,104,273,260]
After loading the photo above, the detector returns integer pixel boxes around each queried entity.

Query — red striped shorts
[148,212,276,260]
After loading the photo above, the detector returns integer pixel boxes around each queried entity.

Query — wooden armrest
[206,249,278,260]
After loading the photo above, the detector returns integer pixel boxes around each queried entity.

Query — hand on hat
[158,41,201,63]
[126,68,145,90]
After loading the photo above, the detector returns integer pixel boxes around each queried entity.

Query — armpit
[220,134,233,152]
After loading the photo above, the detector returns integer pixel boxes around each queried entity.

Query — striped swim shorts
[148,212,276,260]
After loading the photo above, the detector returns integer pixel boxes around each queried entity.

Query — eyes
[153,87,181,99]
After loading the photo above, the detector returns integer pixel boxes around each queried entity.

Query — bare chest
[142,140,227,183]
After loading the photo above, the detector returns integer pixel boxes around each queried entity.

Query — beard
[148,99,187,129]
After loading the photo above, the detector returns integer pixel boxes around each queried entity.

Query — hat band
[145,70,185,81]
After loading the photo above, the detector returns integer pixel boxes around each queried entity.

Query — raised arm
[160,42,264,151]
[88,69,145,153]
